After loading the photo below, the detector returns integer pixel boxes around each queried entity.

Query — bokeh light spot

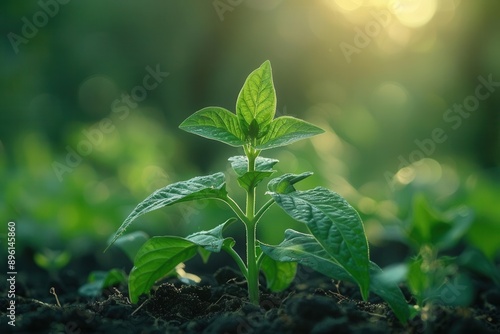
[391,0,437,28]
[373,82,409,108]
[396,166,415,185]
[358,196,377,214]
[332,0,364,12]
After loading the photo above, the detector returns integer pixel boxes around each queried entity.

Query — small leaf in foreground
[186,218,237,253]
[79,269,127,297]
[260,253,297,292]
[128,236,199,303]
[237,171,275,192]
[267,172,313,194]
[228,155,279,177]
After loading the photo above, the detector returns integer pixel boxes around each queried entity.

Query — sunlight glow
[332,0,364,12]
[374,82,409,108]
[395,158,447,187]
[390,0,437,28]
[386,24,411,47]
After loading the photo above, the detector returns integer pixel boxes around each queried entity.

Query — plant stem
[223,196,249,225]
[223,244,248,278]
[245,148,260,304]
[246,221,259,304]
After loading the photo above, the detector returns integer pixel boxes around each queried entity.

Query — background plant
[34,248,71,278]
[107,61,410,324]
[379,191,500,324]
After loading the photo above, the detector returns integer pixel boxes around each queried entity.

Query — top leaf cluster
[179,60,324,150]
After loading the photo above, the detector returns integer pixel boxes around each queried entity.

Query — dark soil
[1,251,499,333]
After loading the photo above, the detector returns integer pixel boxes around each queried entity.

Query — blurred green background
[1,0,499,269]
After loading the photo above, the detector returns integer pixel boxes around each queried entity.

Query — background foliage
[1,0,499,270]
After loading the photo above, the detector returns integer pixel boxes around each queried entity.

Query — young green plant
[107,61,410,324]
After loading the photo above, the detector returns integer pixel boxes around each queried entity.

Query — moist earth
[1,252,498,333]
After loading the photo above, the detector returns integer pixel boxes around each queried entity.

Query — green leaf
[103,269,127,287]
[179,107,245,147]
[34,249,71,271]
[436,207,474,250]
[369,263,411,324]
[197,247,212,264]
[107,173,227,249]
[269,187,370,300]
[260,253,297,292]
[237,171,275,192]
[79,269,127,297]
[458,248,500,286]
[222,238,236,251]
[407,256,428,306]
[261,229,353,280]
[374,263,408,286]
[256,116,324,150]
[261,229,410,324]
[228,155,278,191]
[128,236,198,303]
[409,195,474,250]
[236,60,276,139]
[228,156,279,177]
[186,218,237,253]
[267,172,313,194]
